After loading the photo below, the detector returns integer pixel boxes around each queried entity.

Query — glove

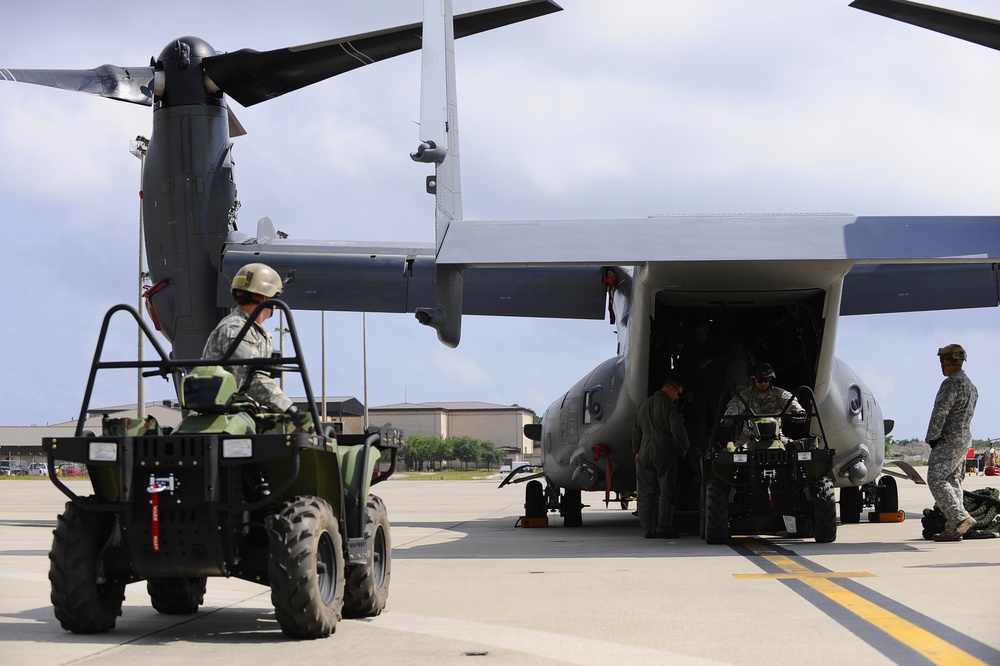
[285,405,299,415]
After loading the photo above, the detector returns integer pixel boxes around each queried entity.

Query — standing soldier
[926,344,979,542]
[631,373,690,539]
[202,263,296,414]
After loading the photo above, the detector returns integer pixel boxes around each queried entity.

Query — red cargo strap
[592,443,612,507]
[148,477,166,553]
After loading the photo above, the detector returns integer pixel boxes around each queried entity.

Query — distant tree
[884,434,895,457]
[480,441,505,470]
[402,434,432,471]
[450,436,482,469]
[427,436,452,470]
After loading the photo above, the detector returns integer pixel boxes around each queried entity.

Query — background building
[368,402,537,459]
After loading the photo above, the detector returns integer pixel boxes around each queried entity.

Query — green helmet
[937,344,967,363]
[231,263,283,298]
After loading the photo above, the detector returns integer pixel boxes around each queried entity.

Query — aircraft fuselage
[537,259,886,503]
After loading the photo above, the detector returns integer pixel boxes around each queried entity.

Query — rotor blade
[203,0,562,107]
[0,65,154,105]
[849,0,1000,51]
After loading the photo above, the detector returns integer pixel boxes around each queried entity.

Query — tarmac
[1,473,998,665]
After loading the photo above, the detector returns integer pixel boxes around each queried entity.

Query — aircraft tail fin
[412,0,465,347]
[411,0,560,347]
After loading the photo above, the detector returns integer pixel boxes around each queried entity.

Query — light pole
[363,312,369,432]
[274,311,289,391]
[129,136,149,418]
[321,311,327,422]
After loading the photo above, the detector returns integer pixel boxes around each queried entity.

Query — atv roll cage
[42,301,399,640]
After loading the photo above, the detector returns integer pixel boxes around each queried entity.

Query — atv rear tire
[813,478,838,543]
[49,499,126,633]
[343,495,391,618]
[147,577,207,614]
[704,479,730,544]
[268,496,345,639]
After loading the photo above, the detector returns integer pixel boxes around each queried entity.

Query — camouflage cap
[937,344,967,362]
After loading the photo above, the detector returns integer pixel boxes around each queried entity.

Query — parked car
[1,460,28,476]
[27,462,48,477]
[56,463,86,477]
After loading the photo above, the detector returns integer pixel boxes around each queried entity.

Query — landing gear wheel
[525,480,546,518]
[343,495,391,618]
[840,485,862,524]
[704,479,730,544]
[875,476,899,514]
[561,488,583,527]
[268,496,345,639]
[49,499,126,633]
[813,478,838,543]
[147,577,207,614]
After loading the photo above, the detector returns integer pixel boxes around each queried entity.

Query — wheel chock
[516,516,548,528]
[868,510,905,523]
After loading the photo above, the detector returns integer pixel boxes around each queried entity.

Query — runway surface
[1,473,997,665]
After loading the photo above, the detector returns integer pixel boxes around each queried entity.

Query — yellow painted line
[734,571,874,580]
[738,538,987,666]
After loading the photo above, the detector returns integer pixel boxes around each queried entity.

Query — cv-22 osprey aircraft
[3,0,1000,529]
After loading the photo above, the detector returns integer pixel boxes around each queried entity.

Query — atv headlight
[88,441,118,462]
[223,438,253,459]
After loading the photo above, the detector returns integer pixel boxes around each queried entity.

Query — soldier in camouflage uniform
[925,344,978,542]
[723,362,806,447]
[202,263,295,414]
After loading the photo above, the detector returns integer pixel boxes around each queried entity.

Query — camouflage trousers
[927,438,972,529]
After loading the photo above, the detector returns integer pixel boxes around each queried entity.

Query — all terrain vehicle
[44,301,397,639]
[699,387,838,543]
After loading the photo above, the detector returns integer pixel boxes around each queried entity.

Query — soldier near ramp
[202,262,295,414]
[631,373,690,539]
[925,344,979,542]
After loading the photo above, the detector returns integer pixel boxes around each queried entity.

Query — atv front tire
[704,479,730,544]
[813,478,838,543]
[49,499,126,633]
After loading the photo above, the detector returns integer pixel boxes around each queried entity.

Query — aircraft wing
[433,214,1000,266]
[221,213,1000,320]
[220,240,606,319]
[842,264,998,315]
[430,213,1000,317]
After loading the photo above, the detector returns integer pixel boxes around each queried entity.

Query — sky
[1,0,1000,441]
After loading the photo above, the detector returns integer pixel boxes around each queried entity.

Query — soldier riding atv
[44,291,397,640]
[701,365,838,544]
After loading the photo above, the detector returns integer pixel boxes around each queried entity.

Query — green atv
[701,387,838,544]
[44,301,398,639]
